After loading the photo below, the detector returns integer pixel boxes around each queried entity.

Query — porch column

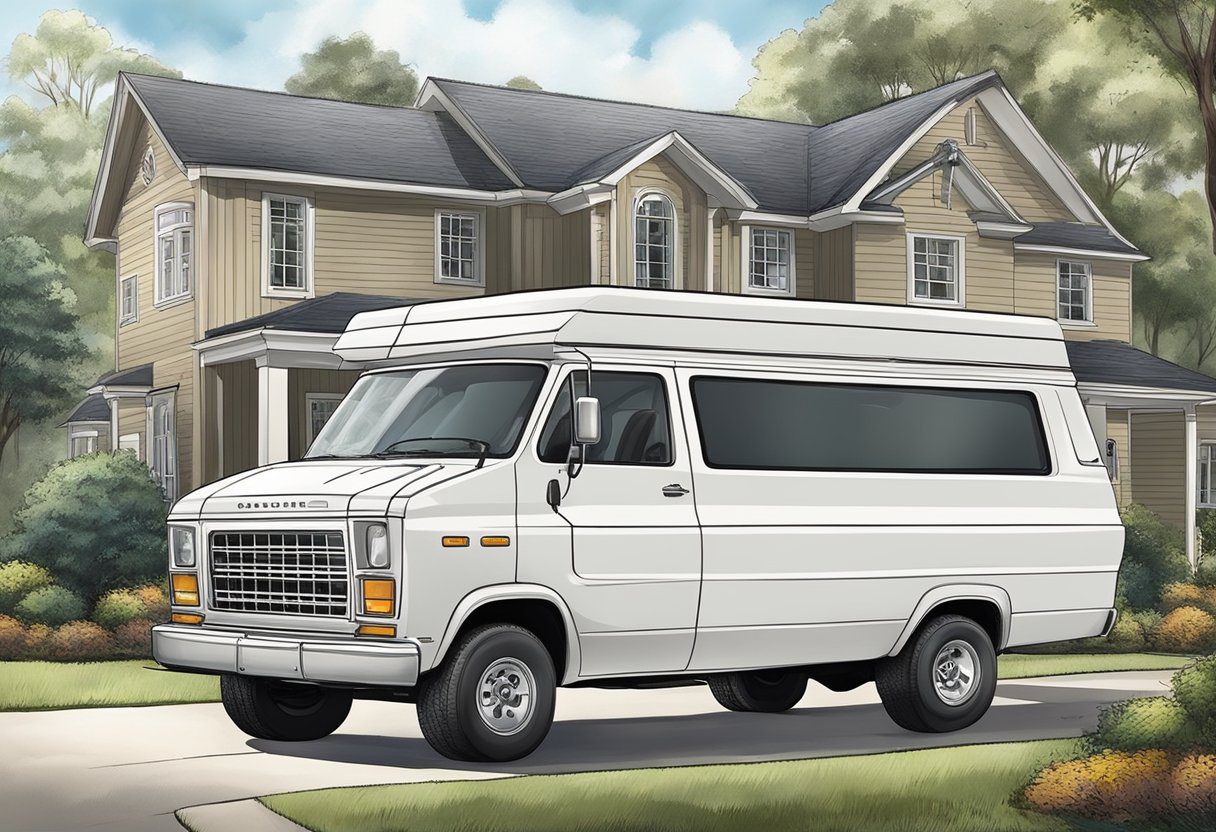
[257,362,289,466]
[1186,406,1198,571]
[108,397,119,451]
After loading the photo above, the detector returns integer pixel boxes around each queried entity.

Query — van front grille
[208,531,348,617]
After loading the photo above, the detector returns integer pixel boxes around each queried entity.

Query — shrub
[1024,749,1172,818]
[14,585,86,626]
[1171,754,1216,815]
[1161,583,1206,613]
[1174,657,1216,746]
[23,623,50,658]
[0,561,52,614]
[1128,608,1164,634]
[1198,553,1216,588]
[112,618,154,658]
[0,614,27,658]
[44,621,115,662]
[93,589,151,629]
[1106,614,1149,652]
[1091,697,1202,752]
[0,453,167,603]
[1152,606,1216,654]
[133,583,169,621]
[1120,504,1192,611]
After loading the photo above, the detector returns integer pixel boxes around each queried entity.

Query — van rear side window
[690,377,1050,475]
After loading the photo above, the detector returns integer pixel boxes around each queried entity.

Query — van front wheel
[875,614,997,733]
[708,669,808,712]
[416,623,557,762]
[220,675,352,741]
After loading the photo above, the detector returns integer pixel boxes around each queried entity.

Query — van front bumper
[152,624,420,688]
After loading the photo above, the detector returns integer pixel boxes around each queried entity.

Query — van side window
[691,377,1050,475]
[538,371,673,465]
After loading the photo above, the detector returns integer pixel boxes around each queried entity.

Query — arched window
[634,192,675,289]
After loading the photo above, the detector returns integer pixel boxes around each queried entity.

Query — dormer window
[634,192,675,289]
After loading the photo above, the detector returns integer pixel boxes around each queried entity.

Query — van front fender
[430,583,583,685]
[888,584,1012,656]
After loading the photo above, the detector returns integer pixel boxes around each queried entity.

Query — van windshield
[306,363,548,460]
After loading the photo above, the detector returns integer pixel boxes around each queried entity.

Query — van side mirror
[573,397,601,446]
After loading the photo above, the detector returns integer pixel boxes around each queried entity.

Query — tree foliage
[0,237,89,471]
[505,75,542,90]
[285,33,419,106]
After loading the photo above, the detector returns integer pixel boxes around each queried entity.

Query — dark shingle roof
[205,292,419,340]
[1067,340,1216,393]
[59,393,110,426]
[95,363,153,388]
[124,74,514,190]
[1016,222,1139,256]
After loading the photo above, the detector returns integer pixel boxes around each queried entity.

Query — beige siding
[592,203,610,284]
[1130,412,1185,527]
[893,97,1072,223]
[1107,410,1132,508]
[115,398,146,461]
[614,154,707,290]
[794,229,815,298]
[515,205,591,290]
[288,368,361,459]
[1014,253,1132,342]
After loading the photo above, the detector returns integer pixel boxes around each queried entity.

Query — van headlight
[170,526,196,568]
[366,523,390,569]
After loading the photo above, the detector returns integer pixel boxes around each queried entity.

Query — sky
[0,0,830,110]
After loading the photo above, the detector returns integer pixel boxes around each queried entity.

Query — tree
[1076,1,1216,249]
[505,75,542,90]
[0,237,89,472]
[7,10,174,118]
[285,33,419,106]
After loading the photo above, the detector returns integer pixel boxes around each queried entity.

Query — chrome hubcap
[932,640,980,706]
[477,658,536,735]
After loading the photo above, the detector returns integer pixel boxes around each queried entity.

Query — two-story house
[74,69,1216,566]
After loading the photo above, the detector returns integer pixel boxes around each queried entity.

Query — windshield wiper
[371,437,492,468]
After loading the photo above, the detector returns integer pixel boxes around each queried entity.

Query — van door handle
[662,484,690,498]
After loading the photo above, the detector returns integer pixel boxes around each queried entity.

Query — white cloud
[161,0,754,111]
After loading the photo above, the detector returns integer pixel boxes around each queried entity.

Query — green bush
[0,561,52,614]
[1106,614,1149,651]
[1174,657,1216,745]
[1119,504,1192,611]
[1091,696,1203,752]
[93,587,164,628]
[14,585,86,626]
[0,453,167,603]
[1199,555,1216,589]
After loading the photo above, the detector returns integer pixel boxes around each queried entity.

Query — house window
[1058,260,1092,322]
[154,204,192,305]
[119,275,138,325]
[69,430,97,458]
[435,210,483,285]
[1201,443,1216,508]
[634,192,675,289]
[748,227,794,294]
[149,390,177,502]
[907,233,964,305]
[263,194,313,296]
[306,394,345,447]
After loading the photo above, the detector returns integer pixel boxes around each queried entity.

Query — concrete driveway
[0,669,1174,832]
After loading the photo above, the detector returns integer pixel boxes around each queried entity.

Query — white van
[154,288,1123,761]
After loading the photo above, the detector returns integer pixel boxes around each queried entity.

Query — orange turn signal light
[172,612,204,625]
[171,573,199,607]
[480,536,511,547]
[357,624,397,637]
[442,536,470,547]
[361,578,395,615]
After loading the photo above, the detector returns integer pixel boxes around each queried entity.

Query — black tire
[875,614,997,733]
[416,623,556,762]
[708,668,808,713]
[220,675,352,741]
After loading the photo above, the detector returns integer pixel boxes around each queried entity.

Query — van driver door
[516,364,702,677]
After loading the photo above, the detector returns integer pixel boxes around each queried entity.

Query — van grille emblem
[235,499,328,510]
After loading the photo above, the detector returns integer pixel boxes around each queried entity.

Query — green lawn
[0,660,219,711]
[997,652,1191,679]
[262,740,1077,832]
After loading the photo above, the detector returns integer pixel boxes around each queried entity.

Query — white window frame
[305,393,345,447]
[119,274,138,326]
[153,202,193,307]
[433,208,486,287]
[632,190,679,290]
[147,389,178,503]
[745,226,796,296]
[67,428,99,458]
[906,232,965,307]
[1200,442,1216,508]
[261,192,315,299]
[1057,259,1094,326]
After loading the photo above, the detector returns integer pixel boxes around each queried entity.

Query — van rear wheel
[416,623,556,762]
[708,669,807,712]
[875,614,997,733]
[220,675,352,741]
